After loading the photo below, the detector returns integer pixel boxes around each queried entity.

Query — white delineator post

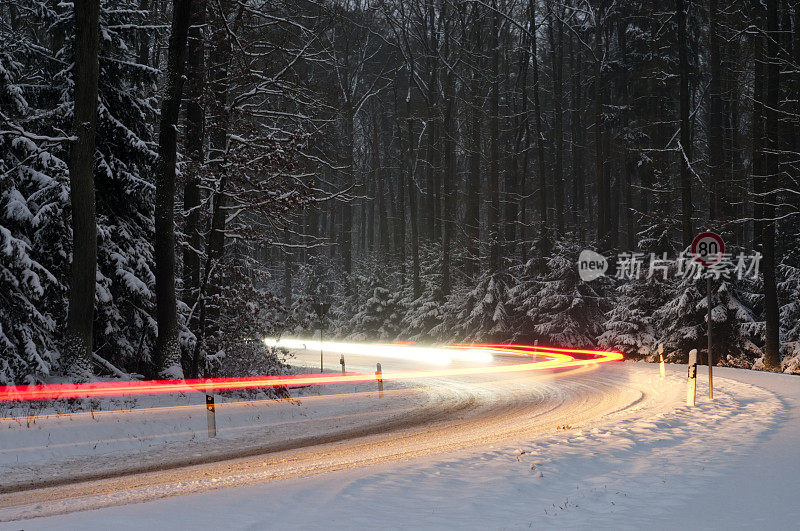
[206,392,217,438]
[687,349,697,406]
[376,362,384,398]
[659,344,666,379]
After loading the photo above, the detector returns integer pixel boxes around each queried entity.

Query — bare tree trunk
[194,1,232,372]
[593,8,606,247]
[65,0,101,379]
[531,0,548,271]
[570,29,584,241]
[283,226,292,307]
[342,107,354,276]
[752,6,766,250]
[406,71,421,298]
[137,0,151,68]
[677,0,693,248]
[422,0,439,243]
[615,18,635,250]
[548,4,565,235]
[488,1,501,273]
[376,140,389,260]
[182,0,204,324]
[708,0,723,222]
[153,0,193,378]
[441,16,454,296]
[763,0,781,371]
[464,7,482,278]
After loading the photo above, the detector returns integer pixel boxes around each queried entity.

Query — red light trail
[0,343,622,402]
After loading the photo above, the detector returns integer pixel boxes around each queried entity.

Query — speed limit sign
[691,232,725,266]
[692,231,724,401]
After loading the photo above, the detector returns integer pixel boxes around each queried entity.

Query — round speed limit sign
[691,232,725,266]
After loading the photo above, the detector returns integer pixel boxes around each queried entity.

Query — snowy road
[1,348,798,529]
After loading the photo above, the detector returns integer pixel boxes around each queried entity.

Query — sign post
[690,231,725,400]
[311,301,331,373]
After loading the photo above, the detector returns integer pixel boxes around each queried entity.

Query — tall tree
[547,1,565,235]
[464,5,482,278]
[65,0,101,378]
[570,28,585,242]
[153,0,193,377]
[487,0,501,272]
[707,0,723,222]
[531,0,548,270]
[440,8,454,296]
[762,0,781,370]
[591,2,607,247]
[677,0,693,247]
[182,0,205,323]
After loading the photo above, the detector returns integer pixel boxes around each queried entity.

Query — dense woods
[1,0,799,384]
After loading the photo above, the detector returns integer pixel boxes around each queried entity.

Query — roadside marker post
[659,344,665,379]
[687,349,697,406]
[376,363,384,398]
[206,392,217,438]
[691,231,724,400]
[311,301,331,373]
[340,354,346,374]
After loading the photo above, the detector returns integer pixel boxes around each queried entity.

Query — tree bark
[488,1,501,273]
[342,107,354,275]
[441,16,454,296]
[548,5,565,235]
[182,0,205,324]
[464,6,482,278]
[708,0,723,222]
[570,28,584,241]
[762,0,781,371]
[283,226,292,307]
[593,8,606,247]
[153,0,193,378]
[752,3,766,251]
[677,0,693,248]
[531,0,548,271]
[65,0,101,379]
[406,71,421,298]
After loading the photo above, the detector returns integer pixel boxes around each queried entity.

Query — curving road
[0,344,671,522]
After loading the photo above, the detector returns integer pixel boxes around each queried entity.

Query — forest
[1,0,799,385]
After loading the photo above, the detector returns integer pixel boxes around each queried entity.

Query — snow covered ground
[1,361,798,529]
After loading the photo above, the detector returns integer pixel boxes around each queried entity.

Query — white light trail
[263,338,494,365]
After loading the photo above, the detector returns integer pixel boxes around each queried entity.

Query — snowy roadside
[5,363,796,530]
[0,368,437,490]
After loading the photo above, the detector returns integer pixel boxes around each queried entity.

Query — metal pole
[319,321,323,373]
[376,362,383,398]
[707,275,713,399]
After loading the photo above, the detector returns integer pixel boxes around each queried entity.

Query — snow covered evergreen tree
[510,239,610,347]
[350,270,402,341]
[0,1,162,382]
[439,271,513,343]
[598,276,663,359]
[654,250,762,366]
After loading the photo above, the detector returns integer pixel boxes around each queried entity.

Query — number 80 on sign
[691,232,725,266]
